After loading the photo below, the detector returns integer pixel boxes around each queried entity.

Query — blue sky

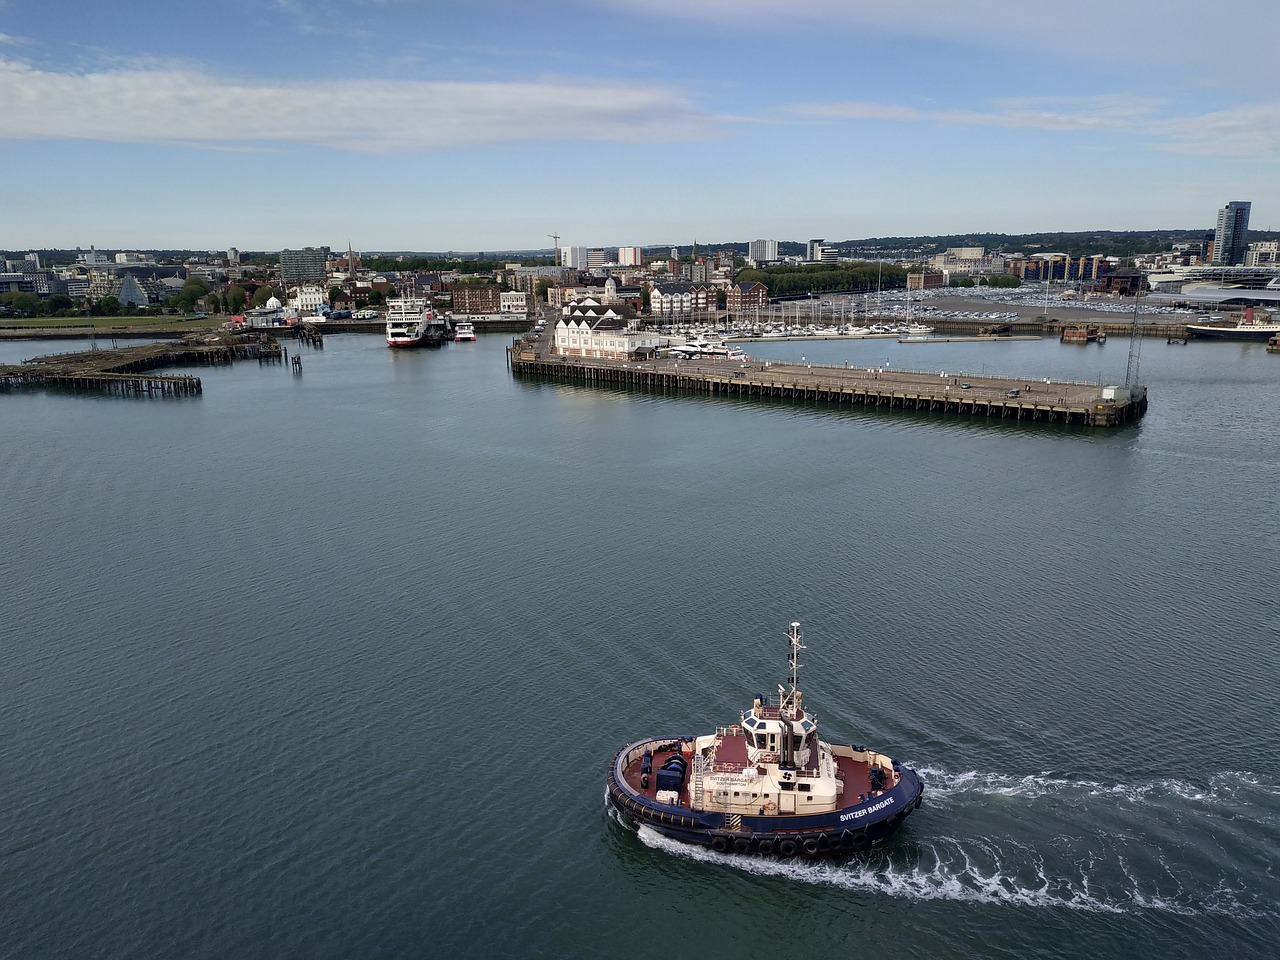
[3,0,1277,252]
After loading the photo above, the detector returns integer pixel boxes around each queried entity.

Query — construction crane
[548,232,560,267]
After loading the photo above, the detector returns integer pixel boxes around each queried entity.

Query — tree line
[734,262,911,297]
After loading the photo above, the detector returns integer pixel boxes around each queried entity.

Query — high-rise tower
[1212,201,1251,266]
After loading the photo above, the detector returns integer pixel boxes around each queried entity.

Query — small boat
[607,621,924,858]
[385,296,433,348]
[454,320,476,342]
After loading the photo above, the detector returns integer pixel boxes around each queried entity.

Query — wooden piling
[0,331,278,398]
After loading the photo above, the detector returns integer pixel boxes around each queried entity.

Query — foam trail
[633,825,1268,919]
[914,765,1276,806]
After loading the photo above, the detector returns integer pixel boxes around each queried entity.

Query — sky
[2,0,1278,253]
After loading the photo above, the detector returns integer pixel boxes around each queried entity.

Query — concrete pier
[508,347,1147,428]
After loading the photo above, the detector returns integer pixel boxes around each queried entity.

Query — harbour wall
[507,347,1146,429]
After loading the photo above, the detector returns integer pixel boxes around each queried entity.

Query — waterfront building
[726,280,768,313]
[450,283,502,314]
[288,284,327,315]
[1005,254,1114,283]
[553,298,664,360]
[500,290,532,314]
[1212,201,1251,266]
[1144,263,1280,294]
[649,280,715,317]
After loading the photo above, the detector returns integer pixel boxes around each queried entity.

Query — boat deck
[620,732,879,813]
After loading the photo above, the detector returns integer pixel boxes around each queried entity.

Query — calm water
[1,332,1277,959]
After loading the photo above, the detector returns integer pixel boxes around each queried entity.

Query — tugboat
[607,622,923,857]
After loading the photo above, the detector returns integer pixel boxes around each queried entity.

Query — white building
[748,239,778,263]
[930,247,989,274]
[649,281,715,317]
[616,246,644,267]
[1245,240,1280,268]
[560,246,589,269]
[288,284,327,315]
[500,290,531,314]
[77,247,111,267]
[554,298,666,359]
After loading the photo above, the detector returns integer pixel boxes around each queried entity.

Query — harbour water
[1,331,1277,958]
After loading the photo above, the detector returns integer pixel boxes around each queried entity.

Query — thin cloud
[793,95,1280,159]
[0,55,723,151]
[593,0,1276,82]
[608,0,1270,46]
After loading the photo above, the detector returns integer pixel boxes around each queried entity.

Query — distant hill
[9,229,1279,266]
[654,230,1280,261]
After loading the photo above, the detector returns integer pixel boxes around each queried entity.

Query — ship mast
[779,621,805,719]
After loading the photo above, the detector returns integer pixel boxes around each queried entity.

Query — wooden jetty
[0,331,282,398]
[507,346,1147,428]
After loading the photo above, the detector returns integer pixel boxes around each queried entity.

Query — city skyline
[3,1,1277,252]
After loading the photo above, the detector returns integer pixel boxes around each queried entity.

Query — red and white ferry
[385,296,433,348]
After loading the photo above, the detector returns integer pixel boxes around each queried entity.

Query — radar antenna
[779,621,805,718]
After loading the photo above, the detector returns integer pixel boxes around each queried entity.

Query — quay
[0,331,283,398]
[507,346,1147,428]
